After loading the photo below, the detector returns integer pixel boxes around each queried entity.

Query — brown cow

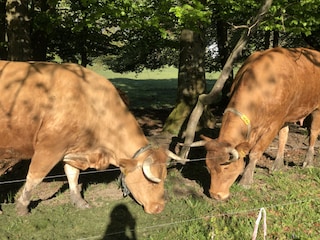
[199,47,320,200]
[0,61,184,215]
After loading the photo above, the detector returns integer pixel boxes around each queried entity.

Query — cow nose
[210,191,230,201]
[144,202,165,214]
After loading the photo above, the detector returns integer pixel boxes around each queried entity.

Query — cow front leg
[238,151,262,188]
[16,148,64,215]
[16,176,43,215]
[64,164,90,209]
[304,110,320,167]
[240,126,281,187]
[271,125,289,171]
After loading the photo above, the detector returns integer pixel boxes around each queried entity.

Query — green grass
[88,65,219,80]
[0,167,319,239]
[87,65,217,109]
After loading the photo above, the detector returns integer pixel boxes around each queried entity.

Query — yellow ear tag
[240,115,250,126]
[120,167,127,176]
[239,150,247,158]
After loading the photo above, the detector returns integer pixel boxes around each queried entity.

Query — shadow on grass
[110,78,177,109]
[171,127,220,198]
[103,204,137,240]
[110,78,216,109]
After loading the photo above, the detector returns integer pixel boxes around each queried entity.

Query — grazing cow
[198,47,320,200]
[0,61,183,215]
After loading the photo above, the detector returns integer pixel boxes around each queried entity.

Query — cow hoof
[240,184,251,189]
[75,200,90,209]
[302,155,313,167]
[238,178,253,189]
[302,162,314,168]
[16,203,29,216]
[270,164,285,172]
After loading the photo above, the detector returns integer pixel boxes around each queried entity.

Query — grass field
[1,166,319,239]
[88,65,217,109]
[0,67,319,239]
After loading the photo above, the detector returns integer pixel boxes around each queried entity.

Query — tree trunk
[80,27,88,67]
[273,30,279,47]
[30,0,49,61]
[179,0,273,158]
[163,29,206,135]
[0,0,7,59]
[6,0,31,61]
[264,30,271,49]
[31,29,47,61]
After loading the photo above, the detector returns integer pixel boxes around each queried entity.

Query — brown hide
[0,61,167,214]
[204,48,320,200]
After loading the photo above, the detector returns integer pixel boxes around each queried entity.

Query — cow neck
[132,144,152,159]
[120,144,152,197]
[224,108,251,140]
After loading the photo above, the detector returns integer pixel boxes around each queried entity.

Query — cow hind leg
[271,125,289,171]
[303,110,320,167]
[16,150,63,215]
[64,164,90,209]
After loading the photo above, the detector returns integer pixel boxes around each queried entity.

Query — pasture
[0,66,319,239]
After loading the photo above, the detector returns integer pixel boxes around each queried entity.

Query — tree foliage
[266,0,320,36]
[2,0,320,64]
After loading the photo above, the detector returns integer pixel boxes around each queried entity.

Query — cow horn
[177,140,207,147]
[142,157,161,183]
[189,140,207,147]
[165,149,189,164]
[226,147,239,162]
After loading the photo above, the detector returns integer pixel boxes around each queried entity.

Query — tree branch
[179,0,273,158]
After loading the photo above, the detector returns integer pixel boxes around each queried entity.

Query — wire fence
[0,144,314,187]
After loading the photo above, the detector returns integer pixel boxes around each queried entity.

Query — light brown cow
[200,47,320,200]
[0,61,183,215]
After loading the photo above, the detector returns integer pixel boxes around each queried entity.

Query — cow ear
[119,158,138,175]
[203,138,220,151]
[235,142,250,158]
[200,134,212,142]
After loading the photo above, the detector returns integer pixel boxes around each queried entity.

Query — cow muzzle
[210,191,230,201]
[144,202,165,214]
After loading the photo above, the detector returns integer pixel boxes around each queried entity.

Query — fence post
[252,207,267,240]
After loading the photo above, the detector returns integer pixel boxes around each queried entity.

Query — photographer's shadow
[102,204,137,240]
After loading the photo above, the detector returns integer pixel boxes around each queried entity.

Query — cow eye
[220,161,231,166]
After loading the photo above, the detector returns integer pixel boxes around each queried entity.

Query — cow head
[202,137,250,200]
[119,148,168,214]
